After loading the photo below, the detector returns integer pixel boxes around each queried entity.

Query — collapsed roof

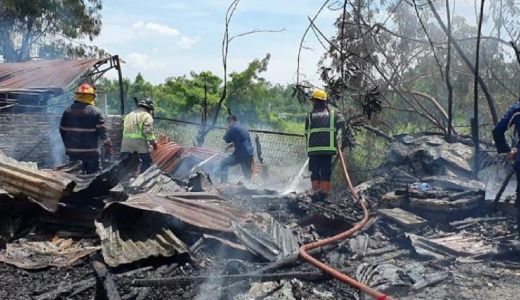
[0,56,125,113]
[0,57,118,98]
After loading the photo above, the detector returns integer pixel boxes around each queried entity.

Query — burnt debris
[0,134,518,300]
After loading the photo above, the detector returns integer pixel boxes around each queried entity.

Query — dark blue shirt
[493,102,520,157]
[224,123,254,158]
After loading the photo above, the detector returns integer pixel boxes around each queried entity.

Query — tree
[156,71,222,120]
[0,0,103,62]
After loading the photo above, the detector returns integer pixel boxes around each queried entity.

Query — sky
[92,0,338,85]
[91,0,480,85]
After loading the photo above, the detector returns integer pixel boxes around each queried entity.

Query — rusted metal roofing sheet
[105,193,249,233]
[0,58,108,95]
[95,193,249,266]
[0,237,99,269]
[152,136,226,175]
[0,152,139,212]
[0,155,73,212]
[95,205,189,267]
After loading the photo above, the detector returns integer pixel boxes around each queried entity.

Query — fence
[154,117,307,180]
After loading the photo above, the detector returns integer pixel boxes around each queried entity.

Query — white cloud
[132,21,181,37]
[177,35,200,49]
[126,52,164,71]
[130,20,200,49]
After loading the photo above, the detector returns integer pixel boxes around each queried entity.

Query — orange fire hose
[298,146,395,300]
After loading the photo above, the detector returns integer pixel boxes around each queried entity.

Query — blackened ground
[0,262,95,299]
[3,183,520,300]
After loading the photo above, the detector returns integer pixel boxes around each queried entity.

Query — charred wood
[90,253,121,300]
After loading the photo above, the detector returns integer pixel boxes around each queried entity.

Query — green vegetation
[0,0,105,62]
[99,55,309,133]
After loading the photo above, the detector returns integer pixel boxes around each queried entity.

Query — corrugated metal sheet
[95,193,249,266]
[0,155,73,212]
[95,206,189,267]
[231,214,300,262]
[406,233,496,258]
[261,214,300,257]
[0,58,109,95]
[0,152,139,212]
[105,193,249,233]
[152,136,226,175]
[0,237,99,269]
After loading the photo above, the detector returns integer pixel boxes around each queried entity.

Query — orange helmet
[75,83,96,96]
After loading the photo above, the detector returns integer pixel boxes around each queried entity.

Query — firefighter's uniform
[60,83,112,174]
[120,98,157,173]
[305,89,345,201]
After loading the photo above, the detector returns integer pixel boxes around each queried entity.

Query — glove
[104,142,113,157]
[151,141,159,151]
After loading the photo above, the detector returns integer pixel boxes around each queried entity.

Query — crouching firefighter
[492,100,520,235]
[121,98,158,173]
[218,115,255,183]
[60,83,113,174]
[305,89,345,202]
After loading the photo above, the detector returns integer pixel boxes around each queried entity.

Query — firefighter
[60,83,112,174]
[492,101,520,235]
[120,97,158,173]
[218,115,254,183]
[305,89,345,202]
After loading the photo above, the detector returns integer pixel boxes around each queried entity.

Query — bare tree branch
[412,0,444,80]
[362,124,396,142]
[296,0,331,86]
[426,0,498,124]
[229,28,286,42]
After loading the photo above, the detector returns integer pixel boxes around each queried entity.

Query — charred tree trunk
[445,0,454,141]
[473,0,485,178]
[195,0,238,147]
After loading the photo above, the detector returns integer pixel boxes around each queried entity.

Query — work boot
[311,180,320,192]
[311,191,328,202]
[320,181,331,196]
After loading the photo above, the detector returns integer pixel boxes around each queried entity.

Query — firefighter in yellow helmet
[120,97,158,173]
[59,83,113,174]
[305,89,345,201]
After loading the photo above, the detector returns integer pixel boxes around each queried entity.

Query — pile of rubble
[0,134,519,300]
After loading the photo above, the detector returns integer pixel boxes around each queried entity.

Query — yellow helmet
[75,83,96,95]
[75,83,96,105]
[311,89,328,101]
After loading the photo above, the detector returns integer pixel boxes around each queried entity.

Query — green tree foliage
[0,0,104,62]
[98,58,308,133]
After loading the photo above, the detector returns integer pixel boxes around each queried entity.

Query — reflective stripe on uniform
[306,109,337,154]
[60,126,97,133]
[123,110,156,141]
[66,147,99,153]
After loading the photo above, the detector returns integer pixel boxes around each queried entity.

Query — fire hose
[298,144,395,300]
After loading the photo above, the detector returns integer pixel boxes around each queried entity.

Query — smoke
[47,124,65,166]
[193,274,224,300]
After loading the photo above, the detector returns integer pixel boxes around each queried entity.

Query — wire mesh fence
[154,118,308,180]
